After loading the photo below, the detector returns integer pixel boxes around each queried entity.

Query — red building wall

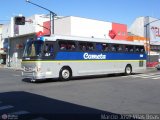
[111,23,128,40]
[43,21,50,36]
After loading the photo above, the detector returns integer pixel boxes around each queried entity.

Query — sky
[0,0,160,27]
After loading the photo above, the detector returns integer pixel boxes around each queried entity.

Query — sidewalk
[0,64,5,68]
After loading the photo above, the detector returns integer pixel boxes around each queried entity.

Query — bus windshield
[23,40,44,57]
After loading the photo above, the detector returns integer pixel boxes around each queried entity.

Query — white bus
[21,35,146,81]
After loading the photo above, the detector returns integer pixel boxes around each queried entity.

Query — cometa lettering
[83,53,106,60]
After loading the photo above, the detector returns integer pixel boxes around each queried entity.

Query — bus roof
[43,34,144,46]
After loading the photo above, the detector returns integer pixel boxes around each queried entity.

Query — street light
[26,0,57,35]
[144,17,160,64]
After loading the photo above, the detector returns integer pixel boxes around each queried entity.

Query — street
[0,68,160,120]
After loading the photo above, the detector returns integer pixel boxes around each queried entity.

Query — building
[0,24,6,65]
[1,15,128,69]
[129,16,160,67]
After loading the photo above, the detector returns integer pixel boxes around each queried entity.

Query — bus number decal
[140,54,144,58]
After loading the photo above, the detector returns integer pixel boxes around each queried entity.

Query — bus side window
[67,41,76,51]
[117,45,123,52]
[59,41,67,50]
[96,43,109,52]
[140,47,144,53]
[130,48,134,52]
[111,44,116,52]
[125,46,129,52]
[49,44,54,56]
[79,42,86,51]
[125,45,134,53]
[135,46,145,53]
[44,43,54,56]
[87,42,94,51]
[96,43,103,51]
[136,48,139,52]
[102,44,109,52]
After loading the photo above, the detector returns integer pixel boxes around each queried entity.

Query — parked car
[155,64,160,70]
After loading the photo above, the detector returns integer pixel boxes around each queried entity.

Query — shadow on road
[0,91,138,120]
[22,73,134,84]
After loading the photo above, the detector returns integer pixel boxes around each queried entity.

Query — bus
[21,35,146,81]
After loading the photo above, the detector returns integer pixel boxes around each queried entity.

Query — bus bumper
[22,71,46,80]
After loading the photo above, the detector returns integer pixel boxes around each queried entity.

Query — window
[79,42,87,51]
[67,41,76,50]
[25,40,44,57]
[102,43,109,52]
[87,42,94,51]
[58,40,76,51]
[125,45,134,53]
[110,44,117,52]
[96,43,103,51]
[96,43,109,52]
[79,42,94,51]
[135,46,145,53]
[117,45,123,52]
[44,42,54,56]
[59,41,67,50]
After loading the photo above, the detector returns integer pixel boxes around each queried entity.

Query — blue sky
[0,0,160,26]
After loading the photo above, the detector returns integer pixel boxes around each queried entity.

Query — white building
[54,16,112,39]
[129,16,160,45]
[0,24,3,51]
[0,24,4,64]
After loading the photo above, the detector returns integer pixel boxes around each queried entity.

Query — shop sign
[109,30,116,39]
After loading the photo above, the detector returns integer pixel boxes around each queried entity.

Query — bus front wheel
[125,65,132,75]
[59,67,72,81]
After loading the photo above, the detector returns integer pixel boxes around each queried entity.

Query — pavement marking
[0,105,14,111]
[125,73,160,80]
[9,110,30,115]
[136,74,160,78]
[121,76,128,78]
[151,77,160,79]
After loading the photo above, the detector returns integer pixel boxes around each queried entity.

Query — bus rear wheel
[125,65,132,75]
[59,67,72,81]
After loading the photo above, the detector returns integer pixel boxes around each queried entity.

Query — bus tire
[59,67,72,81]
[125,65,132,75]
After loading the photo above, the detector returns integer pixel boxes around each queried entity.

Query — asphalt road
[0,68,160,120]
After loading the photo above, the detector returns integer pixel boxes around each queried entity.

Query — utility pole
[8,36,11,67]
[26,0,57,35]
